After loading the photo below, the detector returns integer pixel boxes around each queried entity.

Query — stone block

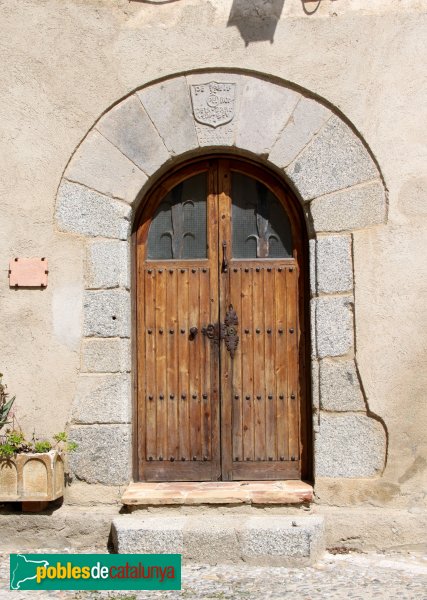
[316,235,353,294]
[69,424,131,485]
[112,515,325,566]
[138,77,198,155]
[315,413,386,477]
[72,374,131,424]
[269,97,331,168]
[314,296,354,358]
[112,516,184,554]
[236,78,300,156]
[240,516,325,566]
[311,359,320,413]
[319,359,365,411]
[65,131,147,204]
[97,95,170,176]
[85,240,129,289]
[81,338,131,373]
[56,181,131,240]
[310,296,317,358]
[83,290,130,338]
[285,116,379,201]
[310,180,387,232]
[186,72,245,147]
[309,238,316,296]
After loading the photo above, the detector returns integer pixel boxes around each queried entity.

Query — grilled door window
[147,173,207,260]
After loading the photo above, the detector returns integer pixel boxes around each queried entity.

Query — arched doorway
[135,157,310,482]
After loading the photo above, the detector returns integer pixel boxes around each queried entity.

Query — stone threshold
[121,480,313,506]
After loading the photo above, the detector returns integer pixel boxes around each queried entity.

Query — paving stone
[81,338,131,373]
[96,94,171,176]
[186,72,245,147]
[65,130,147,204]
[315,413,386,477]
[269,96,331,168]
[69,424,131,485]
[310,180,387,231]
[314,296,354,358]
[56,181,131,240]
[85,239,129,289]
[285,116,379,201]
[236,78,300,156]
[71,374,131,424]
[1,548,427,599]
[316,235,353,294]
[138,77,198,155]
[319,359,365,411]
[83,289,130,337]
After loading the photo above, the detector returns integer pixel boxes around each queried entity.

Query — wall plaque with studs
[8,258,48,288]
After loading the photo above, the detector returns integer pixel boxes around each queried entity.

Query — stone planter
[0,450,64,502]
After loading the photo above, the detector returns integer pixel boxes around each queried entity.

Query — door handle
[222,241,228,273]
[201,323,221,342]
[201,305,239,358]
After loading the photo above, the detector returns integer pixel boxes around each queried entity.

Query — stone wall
[0,0,425,508]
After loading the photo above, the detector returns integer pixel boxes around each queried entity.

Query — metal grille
[147,173,207,260]
[231,172,292,258]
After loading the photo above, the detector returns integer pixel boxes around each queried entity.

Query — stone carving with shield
[190,82,236,128]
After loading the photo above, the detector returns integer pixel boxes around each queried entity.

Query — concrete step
[112,514,325,566]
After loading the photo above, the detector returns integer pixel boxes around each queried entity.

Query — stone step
[112,514,325,566]
[121,480,313,506]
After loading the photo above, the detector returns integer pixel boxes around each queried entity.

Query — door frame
[132,155,312,482]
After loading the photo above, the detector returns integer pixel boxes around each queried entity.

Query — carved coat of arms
[190,82,236,128]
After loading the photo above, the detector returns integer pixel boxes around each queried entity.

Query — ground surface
[0,549,426,599]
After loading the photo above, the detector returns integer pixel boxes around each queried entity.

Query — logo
[190,81,236,128]
[10,554,181,591]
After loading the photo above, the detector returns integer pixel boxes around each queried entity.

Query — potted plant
[0,373,77,505]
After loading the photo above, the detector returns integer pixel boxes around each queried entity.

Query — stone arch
[56,71,387,486]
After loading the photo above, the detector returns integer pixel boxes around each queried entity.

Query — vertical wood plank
[264,267,276,461]
[230,267,243,462]
[155,268,167,461]
[189,268,202,461]
[178,268,190,460]
[253,266,266,461]
[218,159,233,479]
[207,161,221,478]
[144,268,157,459]
[287,266,300,462]
[241,268,255,462]
[275,267,288,461]
[200,267,212,462]
[166,268,179,461]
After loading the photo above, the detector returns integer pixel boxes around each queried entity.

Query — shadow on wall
[227,0,286,46]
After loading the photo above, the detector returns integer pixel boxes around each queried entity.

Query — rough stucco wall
[0,0,426,507]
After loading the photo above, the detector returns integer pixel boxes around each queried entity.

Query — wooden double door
[136,158,307,481]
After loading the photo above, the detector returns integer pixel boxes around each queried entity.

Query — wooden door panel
[227,262,301,480]
[286,267,300,463]
[140,263,220,481]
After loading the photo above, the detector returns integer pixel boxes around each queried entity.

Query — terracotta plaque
[9,258,48,288]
